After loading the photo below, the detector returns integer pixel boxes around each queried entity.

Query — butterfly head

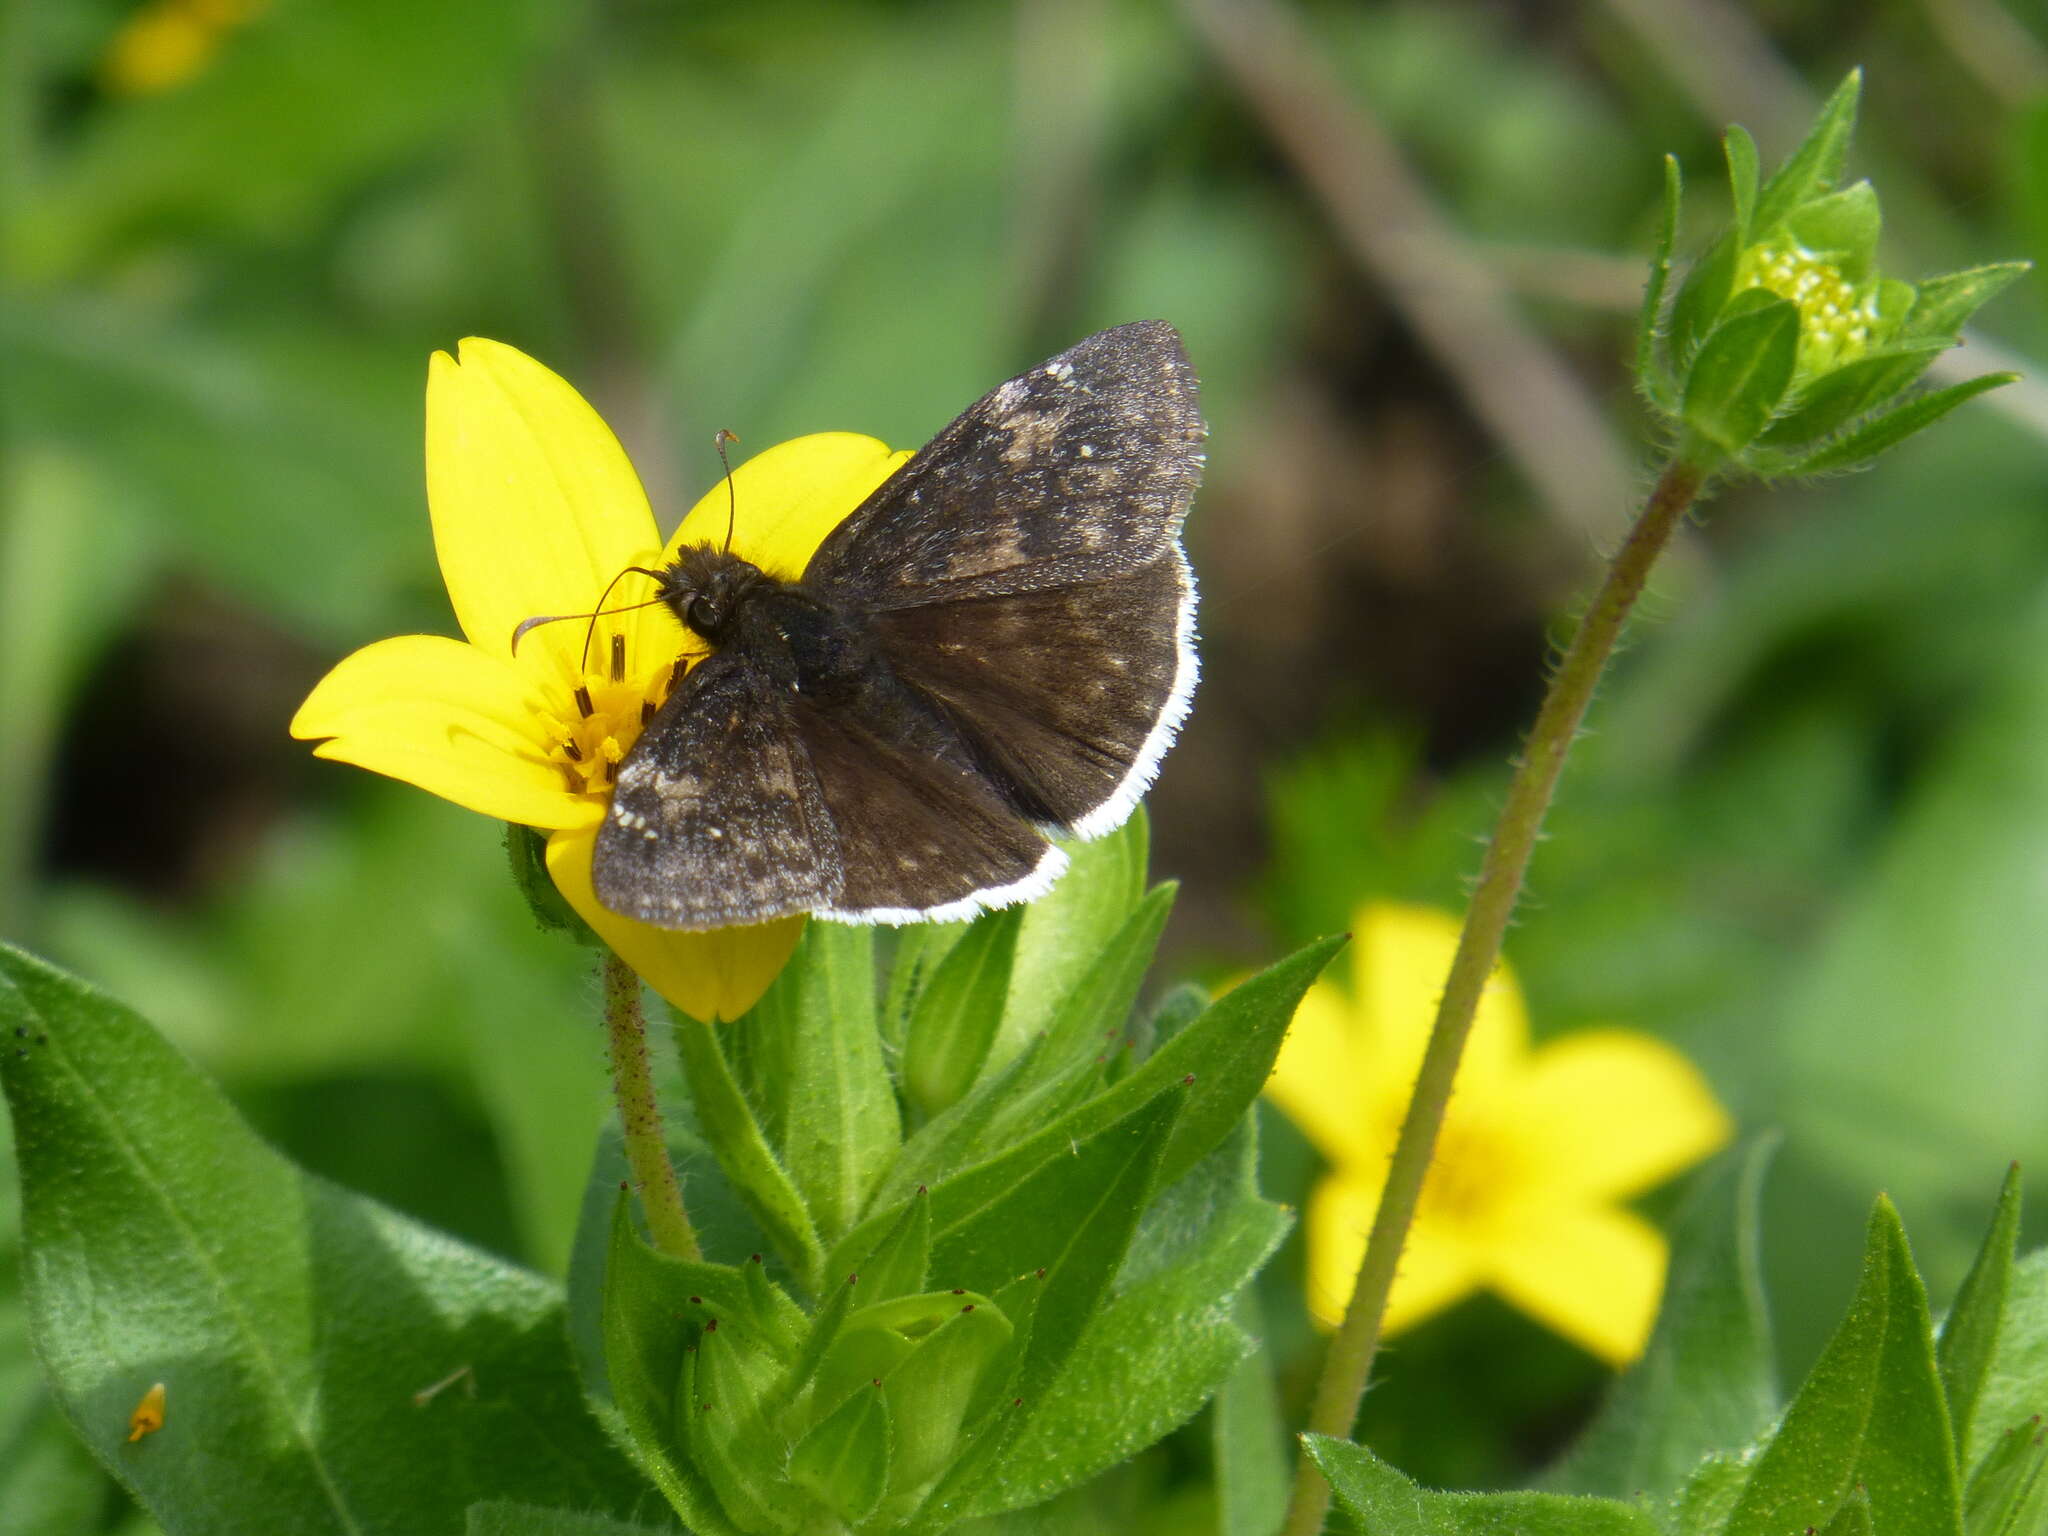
[657,545,766,645]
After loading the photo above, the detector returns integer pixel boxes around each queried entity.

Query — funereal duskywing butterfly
[592,321,1204,929]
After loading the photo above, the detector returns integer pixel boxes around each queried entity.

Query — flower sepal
[505,823,602,945]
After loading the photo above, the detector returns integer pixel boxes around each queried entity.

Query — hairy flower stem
[601,951,701,1263]
[1281,454,1710,1536]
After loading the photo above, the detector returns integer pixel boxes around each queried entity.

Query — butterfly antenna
[508,566,669,667]
[715,429,740,554]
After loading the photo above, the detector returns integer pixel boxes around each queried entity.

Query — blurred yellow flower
[292,339,909,1022]
[102,0,267,96]
[1264,902,1731,1366]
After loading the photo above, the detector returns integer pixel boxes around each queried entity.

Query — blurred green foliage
[4,0,2048,1522]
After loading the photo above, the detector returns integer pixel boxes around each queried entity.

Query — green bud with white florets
[1638,69,2027,476]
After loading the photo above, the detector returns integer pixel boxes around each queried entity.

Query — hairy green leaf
[1941,1166,2023,1459]
[1306,1435,1659,1534]
[1785,373,2018,474]
[1544,1137,1778,1499]
[741,923,899,1247]
[1722,1198,1961,1536]
[1753,70,1862,233]
[1682,296,1799,455]
[0,944,649,1536]
[903,909,1022,1122]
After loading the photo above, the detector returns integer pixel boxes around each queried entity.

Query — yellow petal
[1508,1030,1732,1201]
[1483,1204,1667,1367]
[1302,1174,1481,1333]
[665,433,911,582]
[291,635,593,830]
[426,340,664,678]
[545,824,805,1022]
[1265,979,1383,1168]
[1351,902,1525,1100]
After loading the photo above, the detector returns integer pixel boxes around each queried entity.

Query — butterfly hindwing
[595,649,840,928]
[804,321,1204,608]
[790,680,1065,921]
[867,548,1195,836]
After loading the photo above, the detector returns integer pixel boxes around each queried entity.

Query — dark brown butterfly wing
[804,321,1204,608]
[594,322,1202,930]
[866,549,1194,837]
[594,649,838,928]
[802,321,1203,847]
[787,674,1066,922]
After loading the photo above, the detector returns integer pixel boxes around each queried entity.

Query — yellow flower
[1264,902,1731,1366]
[101,0,267,96]
[291,339,909,1022]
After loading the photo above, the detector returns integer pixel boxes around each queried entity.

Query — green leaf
[1782,373,2019,474]
[0,943,651,1535]
[1011,881,1178,1098]
[788,1378,891,1524]
[1638,154,1684,413]
[1964,1251,2048,1471]
[932,1086,1185,1395]
[1825,1490,1878,1536]
[598,1200,781,1536]
[851,1188,933,1305]
[1941,1166,2023,1459]
[1544,1137,1778,1499]
[1682,295,1800,454]
[1901,265,2032,343]
[1670,232,1740,367]
[994,812,1151,1068]
[833,933,1345,1282]
[915,1089,1187,1525]
[1962,1416,2048,1536]
[887,883,1175,1195]
[1214,1291,1290,1536]
[465,1504,674,1536]
[1786,180,1882,277]
[1722,1197,1961,1536]
[1673,1454,1754,1536]
[902,908,1023,1121]
[1304,1435,1660,1534]
[741,923,900,1248]
[1725,125,1760,235]
[1753,69,1862,234]
[1758,344,1949,447]
[956,1115,1288,1520]
[671,1014,826,1292]
[882,922,969,1056]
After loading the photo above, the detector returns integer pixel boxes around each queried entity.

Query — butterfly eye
[687,595,723,634]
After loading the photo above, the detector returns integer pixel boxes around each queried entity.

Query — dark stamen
[610,633,626,683]
[574,685,595,718]
[641,700,656,724]
[563,739,585,762]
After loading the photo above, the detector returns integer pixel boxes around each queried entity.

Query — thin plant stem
[1280,453,1711,1536]
[601,951,701,1263]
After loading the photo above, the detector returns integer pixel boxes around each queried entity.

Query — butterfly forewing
[595,650,839,927]
[803,321,1203,608]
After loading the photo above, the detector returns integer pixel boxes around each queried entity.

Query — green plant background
[4,0,2048,1524]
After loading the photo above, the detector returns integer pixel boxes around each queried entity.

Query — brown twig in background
[1920,0,2048,110]
[1178,0,1638,543]
[1011,0,1112,353]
